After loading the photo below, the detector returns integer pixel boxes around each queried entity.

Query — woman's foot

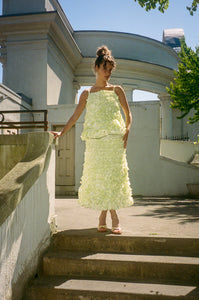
[98,225,108,232]
[111,226,122,234]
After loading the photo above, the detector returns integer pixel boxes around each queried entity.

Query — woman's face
[96,62,113,82]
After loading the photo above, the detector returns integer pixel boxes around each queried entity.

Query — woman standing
[52,45,133,234]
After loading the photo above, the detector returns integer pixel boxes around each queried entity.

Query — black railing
[0,110,48,131]
[164,133,189,141]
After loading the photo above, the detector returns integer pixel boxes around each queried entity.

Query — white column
[73,80,80,104]
[159,94,173,139]
[123,86,134,102]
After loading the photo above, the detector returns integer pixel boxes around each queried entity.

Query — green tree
[134,0,198,14]
[166,39,199,124]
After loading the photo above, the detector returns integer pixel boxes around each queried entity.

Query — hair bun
[96,45,111,57]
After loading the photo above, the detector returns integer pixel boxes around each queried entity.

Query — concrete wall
[0,132,56,300]
[127,101,160,195]
[0,83,32,135]
[128,102,199,196]
[5,37,48,109]
[172,108,199,142]
[47,45,75,105]
[3,0,55,15]
[161,140,199,163]
[185,110,199,142]
[0,135,27,179]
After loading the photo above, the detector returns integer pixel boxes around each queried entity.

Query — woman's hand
[50,131,62,139]
[123,129,129,148]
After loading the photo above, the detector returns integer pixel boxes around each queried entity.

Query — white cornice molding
[74,30,180,69]
[0,12,82,70]
[50,0,74,34]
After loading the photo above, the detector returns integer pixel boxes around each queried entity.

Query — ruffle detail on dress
[81,90,126,140]
[78,135,133,210]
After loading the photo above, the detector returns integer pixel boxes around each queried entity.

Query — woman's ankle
[99,210,107,225]
[110,210,120,228]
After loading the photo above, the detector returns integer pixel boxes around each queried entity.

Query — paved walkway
[55,197,199,238]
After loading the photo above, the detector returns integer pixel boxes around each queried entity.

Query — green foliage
[166,39,199,124]
[134,0,198,14]
[187,0,199,15]
[134,0,169,12]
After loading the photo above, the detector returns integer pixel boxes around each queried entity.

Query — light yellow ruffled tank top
[81,88,126,140]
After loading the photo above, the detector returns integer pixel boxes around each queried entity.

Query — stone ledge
[190,154,199,167]
[0,132,54,226]
[187,183,199,196]
[0,133,27,145]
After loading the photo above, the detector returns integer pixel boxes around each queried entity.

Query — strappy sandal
[111,226,122,234]
[97,225,108,232]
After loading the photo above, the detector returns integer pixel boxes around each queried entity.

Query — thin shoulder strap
[113,85,116,93]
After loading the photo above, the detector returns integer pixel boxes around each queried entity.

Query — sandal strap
[98,225,107,229]
[111,226,122,233]
[112,226,121,230]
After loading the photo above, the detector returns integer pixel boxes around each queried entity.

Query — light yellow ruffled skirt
[78,135,133,210]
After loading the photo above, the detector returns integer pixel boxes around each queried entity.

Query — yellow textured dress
[78,89,133,210]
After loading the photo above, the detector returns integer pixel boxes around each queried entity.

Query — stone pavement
[55,196,199,238]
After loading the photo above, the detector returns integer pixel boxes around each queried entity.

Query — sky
[60,0,199,49]
[0,0,198,100]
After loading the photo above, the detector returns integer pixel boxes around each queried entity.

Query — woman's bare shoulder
[81,89,89,98]
[114,85,125,95]
[79,89,90,103]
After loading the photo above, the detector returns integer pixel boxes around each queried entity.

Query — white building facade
[0,0,198,196]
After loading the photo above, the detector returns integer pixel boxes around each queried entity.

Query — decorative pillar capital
[73,80,80,104]
[73,80,80,92]
[158,93,171,102]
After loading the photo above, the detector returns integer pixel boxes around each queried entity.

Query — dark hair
[94,45,116,70]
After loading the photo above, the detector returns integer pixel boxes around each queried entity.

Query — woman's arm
[115,86,132,148]
[51,90,88,139]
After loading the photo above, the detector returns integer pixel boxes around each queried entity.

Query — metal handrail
[0,110,48,131]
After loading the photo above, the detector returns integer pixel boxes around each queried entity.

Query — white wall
[172,108,199,142]
[5,38,47,109]
[47,46,75,105]
[0,140,55,300]
[161,139,199,163]
[185,110,199,142]
[127,101,161,195]
[3,0,55,15]
[0,83,33,135]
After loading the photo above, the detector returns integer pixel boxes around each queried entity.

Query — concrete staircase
[25,232,199,299]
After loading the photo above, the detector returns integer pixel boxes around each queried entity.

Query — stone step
[52,232,199,257]
[25,276,199,300]
[42,250,199,285]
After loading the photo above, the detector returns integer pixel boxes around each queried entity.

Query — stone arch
[72,30,180,137]
[73,30,180,102]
